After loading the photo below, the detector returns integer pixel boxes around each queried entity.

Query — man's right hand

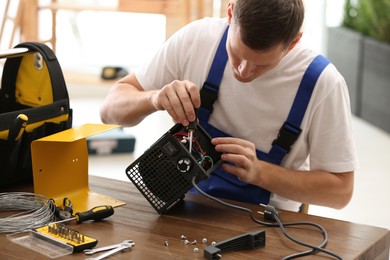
[151,80,201,126]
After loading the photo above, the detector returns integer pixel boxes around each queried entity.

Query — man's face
[226,24,288,83]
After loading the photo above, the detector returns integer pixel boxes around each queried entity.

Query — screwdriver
[74,205,114,223]
[188,124,195,153]
[52,205,115,225]
[187,109,198,154]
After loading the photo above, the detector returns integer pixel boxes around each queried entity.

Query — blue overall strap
[196,26,330,205]
[199,26,229,121]
[269,55,330,165]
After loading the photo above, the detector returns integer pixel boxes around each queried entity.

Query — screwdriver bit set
[35,223,98,252]
[7,223,97,258]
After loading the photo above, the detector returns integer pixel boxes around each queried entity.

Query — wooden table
[1,175,389,259]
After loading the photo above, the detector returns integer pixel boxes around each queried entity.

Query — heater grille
[125,124,222,214]
[126,145,193,212]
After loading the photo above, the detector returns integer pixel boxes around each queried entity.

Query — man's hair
[233,0,304,51]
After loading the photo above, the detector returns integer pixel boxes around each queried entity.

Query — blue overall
[192,27,330,205]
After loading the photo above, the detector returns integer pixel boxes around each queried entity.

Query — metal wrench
[84,242,133,260]
[84,240,134,255]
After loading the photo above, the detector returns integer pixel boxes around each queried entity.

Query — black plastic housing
[125,123,222,214]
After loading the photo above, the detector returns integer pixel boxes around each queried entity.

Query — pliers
[50,197,74,220]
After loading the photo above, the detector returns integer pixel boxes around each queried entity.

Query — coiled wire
[0,192,55,233]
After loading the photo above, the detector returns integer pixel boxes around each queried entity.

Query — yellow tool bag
[0,42,72,188]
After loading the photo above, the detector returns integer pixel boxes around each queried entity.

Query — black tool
[62,197,73,216]
[186,109,198,153]
[187,120,197,153]
[203,230,266,260]
[74,205,114,223]
[55,205,115,224]
[50,198,74,220]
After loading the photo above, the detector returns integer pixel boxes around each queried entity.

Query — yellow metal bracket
[31,123,126,213]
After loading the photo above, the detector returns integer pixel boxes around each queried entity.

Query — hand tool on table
[52,205,115,225]
[33,223,98,252]
[51,197,74,220]
[84,240,134,255]
[85,242,133,260]
[62,197,73,215]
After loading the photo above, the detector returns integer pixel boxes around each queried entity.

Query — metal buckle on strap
[272,122,302,152]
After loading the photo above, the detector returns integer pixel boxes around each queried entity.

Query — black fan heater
[125,123,222,214]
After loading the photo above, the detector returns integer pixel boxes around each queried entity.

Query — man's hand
[212,137,262,184]
[152,80,201,126]
[211,137,354,209]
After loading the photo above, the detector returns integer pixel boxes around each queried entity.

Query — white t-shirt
[135,18,359,211]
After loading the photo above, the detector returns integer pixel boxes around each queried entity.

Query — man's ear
[287,32,303,52]
[227,1,235,24]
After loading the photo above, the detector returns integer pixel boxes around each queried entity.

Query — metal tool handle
[85,243,132,260]
[84,240,134,255]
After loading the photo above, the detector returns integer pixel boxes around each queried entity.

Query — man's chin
[233,73,255,83]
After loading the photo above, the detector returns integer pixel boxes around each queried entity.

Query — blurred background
[1,0,389,230]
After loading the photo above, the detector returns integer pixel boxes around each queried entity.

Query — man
[100,0,358,211]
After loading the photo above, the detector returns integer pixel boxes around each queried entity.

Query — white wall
[301,0,346,55]
[52,11,166,74]
[0,0,346,73]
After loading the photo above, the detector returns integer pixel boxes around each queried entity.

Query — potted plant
[327,0,364,116]
[327,0,390,133]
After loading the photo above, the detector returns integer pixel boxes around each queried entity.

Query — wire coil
[0,192,55,233]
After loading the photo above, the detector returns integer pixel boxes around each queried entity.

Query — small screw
[202,238,207,244]
[164,240,169,246]
[184,239,190,245]
[211,241,216,245]
[194,247,199,253]
[191,240,197,245]
[180,235,187,240]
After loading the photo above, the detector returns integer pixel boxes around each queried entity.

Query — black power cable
[191,176,343,260]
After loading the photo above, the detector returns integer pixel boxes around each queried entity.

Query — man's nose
[237,61,254,79]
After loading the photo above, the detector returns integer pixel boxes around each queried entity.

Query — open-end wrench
[84,242,133,260]
[84,240,134,255]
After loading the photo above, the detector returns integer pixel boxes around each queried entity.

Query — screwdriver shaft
[188,130,193,153]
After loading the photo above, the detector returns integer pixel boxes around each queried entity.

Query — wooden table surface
[1,175,389,259]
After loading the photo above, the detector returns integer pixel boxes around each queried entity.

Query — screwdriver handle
[75,205,114,224]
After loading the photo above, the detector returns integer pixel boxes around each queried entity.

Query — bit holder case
[126,123,222,214]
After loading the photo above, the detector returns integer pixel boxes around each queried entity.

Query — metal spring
[0,192,55,233]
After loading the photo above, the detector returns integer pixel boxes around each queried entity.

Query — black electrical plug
[259,204,280,222]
